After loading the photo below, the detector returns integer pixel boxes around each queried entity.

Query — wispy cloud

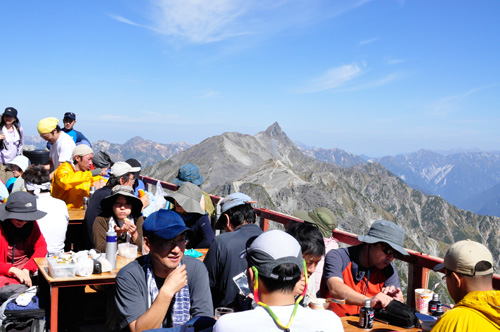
[427,83,499,117]
[337,72,401,92]
[110,0,372,44]
[297,63,365,93]
[358,37,378,46]
[199,90,222,99]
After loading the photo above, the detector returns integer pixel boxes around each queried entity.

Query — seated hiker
[293,207,339,292]
[51,144,105,209]
[204,193,262,311]
[5,155,30,193]
[93,185,144,253]
[113,209,213,331]
[322,219,408,317]
[165,182,214,249]
[213,230,343,332]
[0,191,47,287]
[23,165,68,256]
[173,163,215,218]
[431,240,500,332]
[83,161,138,249]
[286,221,325,305]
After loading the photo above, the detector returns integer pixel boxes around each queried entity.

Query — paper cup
[415,288,434,313]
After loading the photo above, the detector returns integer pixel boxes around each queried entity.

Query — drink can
[83,196,89,210]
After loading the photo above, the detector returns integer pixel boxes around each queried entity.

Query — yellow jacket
[431,290,500,332]
[51,162,103,209]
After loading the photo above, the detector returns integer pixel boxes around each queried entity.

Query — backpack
[0,295,45,332]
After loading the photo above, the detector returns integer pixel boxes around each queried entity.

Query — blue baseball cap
[143,209,194,241]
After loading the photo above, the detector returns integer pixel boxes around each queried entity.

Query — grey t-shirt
[114,254,213,331]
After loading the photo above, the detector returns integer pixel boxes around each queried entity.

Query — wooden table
[68,208,84,225]
[341,316,421,331]
[35,255,136,332]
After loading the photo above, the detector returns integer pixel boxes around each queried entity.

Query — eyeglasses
[442,271,453,281]
[380,243,396,256]
[161,236,189,251]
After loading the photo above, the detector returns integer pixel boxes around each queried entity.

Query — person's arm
[93,217,109,252]
[382,262,404,302]
[203,239,220,307]
[22,223,47,273]
[129,265,188,332]
[193,215,215,249]
[17,126,24,155]
[186,257,214,317]
[53,163,93,190]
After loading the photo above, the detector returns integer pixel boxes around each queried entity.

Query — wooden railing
[141,175,500,306]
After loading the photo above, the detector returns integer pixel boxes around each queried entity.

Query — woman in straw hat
[93,185,144,253]
[0,191,47,287]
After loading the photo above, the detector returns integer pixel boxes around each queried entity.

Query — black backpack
[0,292,45,332]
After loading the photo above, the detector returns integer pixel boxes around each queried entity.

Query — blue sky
[1,0,499,157]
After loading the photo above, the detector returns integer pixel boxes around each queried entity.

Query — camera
[92,259,102,274]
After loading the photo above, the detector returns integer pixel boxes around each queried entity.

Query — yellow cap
[37,117,59,134]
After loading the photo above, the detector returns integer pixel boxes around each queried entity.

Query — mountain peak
[263,122,284,138]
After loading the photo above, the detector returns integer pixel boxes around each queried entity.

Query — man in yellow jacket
[431,240,500,332]
[51,145,105,209]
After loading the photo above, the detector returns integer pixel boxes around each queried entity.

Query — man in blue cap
[113,209,213,331]
[204,193,262,311]
[322,219,409,317]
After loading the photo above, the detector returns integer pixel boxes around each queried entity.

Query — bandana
[143,254,190,327]
[24,181,51,196]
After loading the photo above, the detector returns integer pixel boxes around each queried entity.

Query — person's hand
[381,285,404,302]
[160,264,187,298]
[100,168,109,176]
[9,267,32,287]
[93,179,105,189]
[0,134,5,140]
[370,292,393,309]
[293,276,306,297]
[140,194,150,210]
[115,220,137,240]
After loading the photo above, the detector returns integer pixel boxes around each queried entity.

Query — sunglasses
[380,243,396,256]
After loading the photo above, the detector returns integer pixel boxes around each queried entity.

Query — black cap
[63,112,76,120]
[4,107,18,118]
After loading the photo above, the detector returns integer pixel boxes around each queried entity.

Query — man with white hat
[213,230,343,331]
[51,145,105,209]
[83,161,140,249]
[204,193,262,311]
[431,240,500,331]
[37,117,76,177]
[322,219,409,317]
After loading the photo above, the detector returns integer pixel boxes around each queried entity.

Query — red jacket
[0,222,47,276]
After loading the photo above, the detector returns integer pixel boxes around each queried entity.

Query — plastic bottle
[359,299,374,330]
[105,225,118,270]
[89,186,96,199]
[428,293,441,316]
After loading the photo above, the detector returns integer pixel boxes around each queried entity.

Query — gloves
[91,168,103,176]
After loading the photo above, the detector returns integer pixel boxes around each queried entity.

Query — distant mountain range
[143,123,499,277]
[24,130,500,219]
[24,135,192,168]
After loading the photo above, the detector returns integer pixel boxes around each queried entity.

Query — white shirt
[35,192,69,256]
[214,304,344,332]
[49,131,75,169]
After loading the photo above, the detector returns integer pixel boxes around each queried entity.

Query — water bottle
[89,186,96,199]
[428,293,441,316]
[105,228,117,269]
[359,299,374,330]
